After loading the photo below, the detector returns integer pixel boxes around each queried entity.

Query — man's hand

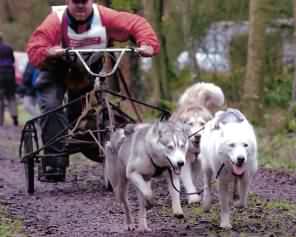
[137,44,154,57]
[47,46,65,58]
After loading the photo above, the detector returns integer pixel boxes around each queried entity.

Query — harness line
[167,162,225,196]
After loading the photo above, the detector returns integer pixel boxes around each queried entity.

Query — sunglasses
[72,0,89,4]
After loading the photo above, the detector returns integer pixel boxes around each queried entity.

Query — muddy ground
[0,126,296,237]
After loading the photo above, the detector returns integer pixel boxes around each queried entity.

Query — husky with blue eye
[104,121,191,232]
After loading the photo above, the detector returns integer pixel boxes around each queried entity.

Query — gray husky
[105,121,190,231]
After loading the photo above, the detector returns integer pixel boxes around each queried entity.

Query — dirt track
[0,126,296,237]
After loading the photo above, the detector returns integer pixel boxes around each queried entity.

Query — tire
[23,130,35,194]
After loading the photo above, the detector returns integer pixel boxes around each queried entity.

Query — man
[0,32,18,127]
[26,0,160,182]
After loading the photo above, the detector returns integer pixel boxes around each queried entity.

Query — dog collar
[149,156,167,177]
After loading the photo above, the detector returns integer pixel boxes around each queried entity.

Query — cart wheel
[23,131,35,194]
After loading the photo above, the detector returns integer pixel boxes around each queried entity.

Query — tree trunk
[243,0,268,122]
[178,0,199,79]
[286,0,296,130]
[141,0,160,102]
[291,0,296,103]
[153,0,171,101]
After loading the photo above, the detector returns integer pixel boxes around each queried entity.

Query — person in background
[21,62,40,117]
[0,32,19,127]
[26,0,160,182]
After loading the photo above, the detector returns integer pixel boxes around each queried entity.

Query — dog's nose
[237,156,245,166]
[177,161,185,168]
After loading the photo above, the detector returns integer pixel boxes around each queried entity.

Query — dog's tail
[178,82,225,113]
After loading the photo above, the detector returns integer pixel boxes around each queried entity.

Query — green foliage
[258,129,296,170]
[264,73,292,107]
[265,0,293,20]
[190,0,249,39]
[229,31,292,108]
[111,0,140,11]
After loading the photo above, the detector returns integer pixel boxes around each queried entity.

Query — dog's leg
[104,143,116,190]
[218,179,232,229]
[103,155,113,191]
[136,187,152,232]
[181,161,201,204]
[233,177,239,201]
[235,175,249,208]
[127,171,153,205]
[166,171,184,218]
[202,168,213,212]
[117,177,135,231]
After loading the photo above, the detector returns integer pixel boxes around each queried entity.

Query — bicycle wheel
[23,130,35,194]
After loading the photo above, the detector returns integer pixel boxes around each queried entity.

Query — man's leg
[37,73,68,181]
[6,94,18,126]
[0,90,4,126]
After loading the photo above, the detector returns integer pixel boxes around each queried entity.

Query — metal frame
[19,48,170,194]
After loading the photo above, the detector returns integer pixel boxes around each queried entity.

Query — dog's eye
[186,121,194,126]
[229,143,235,148]
[167,144,174,150]
[199,121,206,126]
[243,143,248,148]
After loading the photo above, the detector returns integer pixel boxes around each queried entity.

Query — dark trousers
[36,71,93,169]
[0,70,17,126]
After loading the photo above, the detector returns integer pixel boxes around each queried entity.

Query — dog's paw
[125,224,136,231]
[145,199,154,210]
[188,194,201,204]
[202,201,211,212]
[220,222,232,229]
[174,213,185,219]
[234,201,247,209]
[137,226,152,232]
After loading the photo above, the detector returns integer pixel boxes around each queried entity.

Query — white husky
[169,82,225,217]
[199,108,258,229]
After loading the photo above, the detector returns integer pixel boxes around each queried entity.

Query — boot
[38,163,66,183]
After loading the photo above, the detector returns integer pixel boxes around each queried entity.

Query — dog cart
[19,48,170,194]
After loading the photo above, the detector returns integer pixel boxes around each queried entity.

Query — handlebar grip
[64,48,77,63]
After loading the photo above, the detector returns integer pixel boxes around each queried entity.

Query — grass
[258,128,296,171]
[176,193,296,236]
[0,206,26,237]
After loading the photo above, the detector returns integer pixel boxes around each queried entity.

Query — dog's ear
[152,120,162,137]
[178,121,191,136]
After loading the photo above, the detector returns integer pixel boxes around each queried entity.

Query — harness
[149,155,168,177]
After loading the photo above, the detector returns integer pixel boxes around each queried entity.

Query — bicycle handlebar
[64,47,139,78]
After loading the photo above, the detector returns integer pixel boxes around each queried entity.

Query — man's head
[66,0,93,22]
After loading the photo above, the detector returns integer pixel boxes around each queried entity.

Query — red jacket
[26,5,160,67]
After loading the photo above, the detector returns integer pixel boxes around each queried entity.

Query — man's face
[66,0,93,22]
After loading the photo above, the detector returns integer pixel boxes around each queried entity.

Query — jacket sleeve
[98,5,160,55]
[26,13,62,68]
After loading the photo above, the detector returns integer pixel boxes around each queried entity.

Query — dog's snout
[237,156,245,166]
[177,161,185,168]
